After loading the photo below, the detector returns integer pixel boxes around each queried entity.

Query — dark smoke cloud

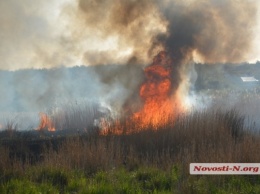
[152,0,257,95]
[160,0,257,64]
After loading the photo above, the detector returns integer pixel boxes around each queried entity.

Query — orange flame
[132,51,182,127]
[99,118,126,135]
[37,112,56,132]
[101,51,184,135]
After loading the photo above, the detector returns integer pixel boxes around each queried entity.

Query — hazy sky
[0,0,259,70]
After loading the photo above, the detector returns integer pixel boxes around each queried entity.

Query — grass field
[1,108,260,193]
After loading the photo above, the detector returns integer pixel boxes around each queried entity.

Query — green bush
[36,168,68,190]
[0,179,59,194]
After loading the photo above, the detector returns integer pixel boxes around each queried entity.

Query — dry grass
[50,102,106,131]
[1,108,260,193]
[1,108,260,176]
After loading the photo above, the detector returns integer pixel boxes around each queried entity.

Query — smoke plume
[0,0,259,129]
[0,0,257,69]
[161,0,256,63]
[74,0,258,104]
[76,0,258,65]
[157,0,257,95]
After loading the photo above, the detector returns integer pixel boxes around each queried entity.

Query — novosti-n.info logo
[190,163,260,175]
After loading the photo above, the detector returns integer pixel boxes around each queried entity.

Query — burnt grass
[1,108,260,193]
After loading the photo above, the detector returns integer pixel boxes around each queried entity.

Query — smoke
[0,0,62,69]
[73,0,168,65]
[162,0,256,62]
[0,0,257,69]
[0,65,143,130]
[0,0,259,129]
[154,0,257,96]
[0,65,144,112]
[74,0,258,106]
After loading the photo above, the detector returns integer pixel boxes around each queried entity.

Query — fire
[99,118,126,135]
[101,51,184,135]
[132,51,182,127]
[37,112,56,131]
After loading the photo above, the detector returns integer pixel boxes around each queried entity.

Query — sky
[0,0,259,70]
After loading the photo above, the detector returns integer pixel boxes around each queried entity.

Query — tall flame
[37,112,56,132]
[101,51,184,135]
[132,51,183,128]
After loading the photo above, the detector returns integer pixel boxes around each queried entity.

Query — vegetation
[1,109,260,193]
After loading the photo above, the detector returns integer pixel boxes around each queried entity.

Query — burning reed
[1,108,260,175]
[1,108,260,193]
